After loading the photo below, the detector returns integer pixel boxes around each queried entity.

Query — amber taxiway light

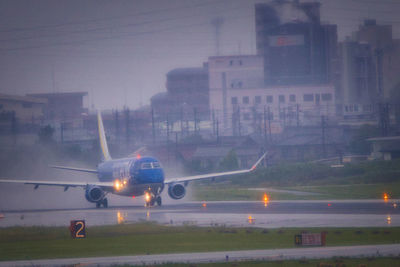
[384,193,389,202]
[263,193,269,207]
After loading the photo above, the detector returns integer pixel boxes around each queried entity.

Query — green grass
[1,224,400,261]
[194,182,400,201]
[127,257,400,267]
[193,159,400,201]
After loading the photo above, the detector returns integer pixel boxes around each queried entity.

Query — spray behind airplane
[0,111,267,207]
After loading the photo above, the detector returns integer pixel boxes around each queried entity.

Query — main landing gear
[96,198,108,208]
[145,192,162,207]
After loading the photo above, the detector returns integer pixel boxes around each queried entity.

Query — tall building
[355,20,400,102]
[338,20,400,122]
[255,1,337,85]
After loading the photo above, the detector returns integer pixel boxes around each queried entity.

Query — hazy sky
[1,0,400,110]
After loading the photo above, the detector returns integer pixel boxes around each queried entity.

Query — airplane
[0,111,267,208]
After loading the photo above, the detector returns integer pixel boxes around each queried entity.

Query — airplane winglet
[250,151,268,171]
[97,110,112,161]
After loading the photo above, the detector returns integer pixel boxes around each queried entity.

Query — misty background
[1,0,400,110]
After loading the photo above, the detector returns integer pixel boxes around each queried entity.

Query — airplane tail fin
[97,110,112,161]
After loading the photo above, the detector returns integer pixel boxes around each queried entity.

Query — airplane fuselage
[97,156,165,197]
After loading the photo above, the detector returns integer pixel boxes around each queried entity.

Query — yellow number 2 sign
[70,220,86,239]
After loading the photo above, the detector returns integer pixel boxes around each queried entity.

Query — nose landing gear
[144,191,162,207]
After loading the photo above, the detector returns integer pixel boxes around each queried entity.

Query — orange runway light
[387,215,392,225]
[248,215,255,224]
[328,203,332,207]
[393,203,397,208]
[202,202,207,208]
[383,193,389,202]
[263,193,269,207]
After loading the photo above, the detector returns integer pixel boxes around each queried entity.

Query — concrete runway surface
[1,200,399,228]
[0,244,399,267]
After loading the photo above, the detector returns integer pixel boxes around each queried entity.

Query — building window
[321,93,332,101]
[303,94,314,102]
[238,81,242,88]
[22,103,33,108]
[243,113,251,120]
[255,96,261,104]
[279,95,285,103]
[231,97,238,105]
[268,112,274,120]
[289,94,296,102]
[243,96,249,104]
[315,94,320,103]
[239,60,243,65]
[230,60,233,66]
[266,95,273,103]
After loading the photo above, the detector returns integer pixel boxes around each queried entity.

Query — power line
[0,0,222,33]
[0,5,247,51]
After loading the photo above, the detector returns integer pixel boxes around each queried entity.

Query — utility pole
[321,115,326,158]
[125,108,130,146]
[180,107,184,136]
[151,108,155,144]
[166,115,170,142]
[194,107,198,135]
[267,106,272,142]
[166,115,170,165]
[212,109,216,136]
[238,106,241,137]
[263,106,267,146]
[216,119,219,144]
[115,109,119,145]
[379,103,390,136]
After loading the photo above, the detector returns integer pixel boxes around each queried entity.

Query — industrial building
[337,19,400,124]
[28,92,88,122]
[208,55,336,136]
[255,1,337,86]
[0,94,47,124]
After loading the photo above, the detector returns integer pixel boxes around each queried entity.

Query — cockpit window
[152,162,161,168]
[141,163,152,169]
[140,162,161,169]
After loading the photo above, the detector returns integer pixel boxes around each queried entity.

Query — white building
[209,55,336,136]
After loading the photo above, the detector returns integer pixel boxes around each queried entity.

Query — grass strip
[127,257,400,267]
[1,224,400,261]
[194,182,400,201]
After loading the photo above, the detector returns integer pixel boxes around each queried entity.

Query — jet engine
[168,183,186,200]
[85,185,105,203]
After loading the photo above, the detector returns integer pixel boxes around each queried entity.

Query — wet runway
[1,200,399,228]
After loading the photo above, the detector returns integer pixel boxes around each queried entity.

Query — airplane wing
[50,165,98,174]
[165,152,267,184]
[0,179,114,190]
